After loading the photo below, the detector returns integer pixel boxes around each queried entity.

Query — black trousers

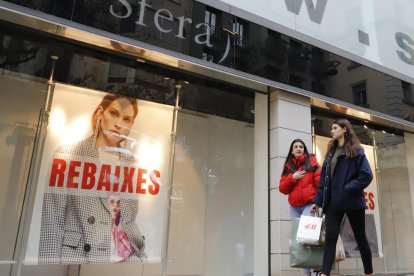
[321,208,373,275]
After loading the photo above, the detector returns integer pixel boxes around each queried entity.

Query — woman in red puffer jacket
[279,138,321,276]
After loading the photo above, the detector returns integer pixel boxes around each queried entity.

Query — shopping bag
[290,218,324,269]
[296,213,323,245]
[335,235,346,262]
[319,214,326,245]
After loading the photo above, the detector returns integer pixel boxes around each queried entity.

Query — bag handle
[308,209,323,218]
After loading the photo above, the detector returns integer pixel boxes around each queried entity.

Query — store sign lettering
[284,0,327,24]
[110,0,211,46]
[283,0,414,66]
[396,32,414,65]
[109,0,231,62]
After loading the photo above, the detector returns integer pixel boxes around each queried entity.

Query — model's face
[291,141,305,158]
[331,123,346,140]
[97,97,135,147]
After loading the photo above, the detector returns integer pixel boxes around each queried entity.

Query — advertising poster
[314,135,383,258]
[25,83,173,264]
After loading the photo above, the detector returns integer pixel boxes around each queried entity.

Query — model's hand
[293,170,306,180]
[310,204,319,213]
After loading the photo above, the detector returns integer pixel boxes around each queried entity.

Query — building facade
[0,0,413,275]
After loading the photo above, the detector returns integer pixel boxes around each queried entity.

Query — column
[269,89,312,276]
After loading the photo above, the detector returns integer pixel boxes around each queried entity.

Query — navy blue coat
[313,145,373,211]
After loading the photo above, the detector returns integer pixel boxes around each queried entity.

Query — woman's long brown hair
[324,119,362,160]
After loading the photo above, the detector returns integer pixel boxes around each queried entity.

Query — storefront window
[0,21,258,276]
[0,71,48,276]
[165,107,254,275]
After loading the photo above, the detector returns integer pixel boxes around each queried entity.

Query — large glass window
[0,21,259,276]
[166,109,254,275]
[0,71,48,276]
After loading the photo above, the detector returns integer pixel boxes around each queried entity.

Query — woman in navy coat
[311,119,373,276]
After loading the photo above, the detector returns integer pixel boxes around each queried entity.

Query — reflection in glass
[0,72,47,262]
[4,0,414,124]
[168,111,254,275]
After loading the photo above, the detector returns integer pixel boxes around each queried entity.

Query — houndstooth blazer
[38,136,146,264]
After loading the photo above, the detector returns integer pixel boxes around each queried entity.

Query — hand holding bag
[296,211,324,245]
[290,218,324,269]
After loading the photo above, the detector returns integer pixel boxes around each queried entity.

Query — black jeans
[321,208,373,275]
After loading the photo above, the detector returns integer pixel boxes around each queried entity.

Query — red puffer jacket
[279,154,321,207]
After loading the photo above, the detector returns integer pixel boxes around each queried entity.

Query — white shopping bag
[296,214,323,245]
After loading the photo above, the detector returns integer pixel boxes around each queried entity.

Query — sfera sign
[109,0,231,63]
[110,0,209,45]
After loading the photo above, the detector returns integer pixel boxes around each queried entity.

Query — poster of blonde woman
[25,83,173,264]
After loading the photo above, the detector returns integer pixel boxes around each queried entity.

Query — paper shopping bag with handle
[290,218,324,269]
[296,213,323,245]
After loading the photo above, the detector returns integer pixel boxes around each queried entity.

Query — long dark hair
[325,118,362,160]
[281,139,311,175]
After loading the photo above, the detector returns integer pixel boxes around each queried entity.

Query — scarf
[112,214,133,261]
